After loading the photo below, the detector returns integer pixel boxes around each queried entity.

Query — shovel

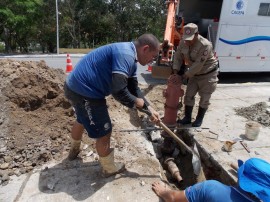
[138,105,193,155]
[159,121,202,176]
[138,106,202,175]
[159,121,193,155]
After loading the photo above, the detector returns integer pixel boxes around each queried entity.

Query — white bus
[179,0,270,72]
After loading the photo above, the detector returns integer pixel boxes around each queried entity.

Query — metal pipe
[116,127,176,132]
[164,157,183,182]
[160,122,193,154]
[116,126,209,132]
[56,0,59,54]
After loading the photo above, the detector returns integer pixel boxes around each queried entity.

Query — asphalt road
[2,54,270,85]
[0,54,167,85]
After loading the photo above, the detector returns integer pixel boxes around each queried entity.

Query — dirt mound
[0,59,76,182]
[0,59,163,186]
[235,102,270,127]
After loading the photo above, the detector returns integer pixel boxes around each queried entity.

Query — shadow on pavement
[218,72,270,84]
[38,158,159,201]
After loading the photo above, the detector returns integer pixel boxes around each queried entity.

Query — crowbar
[159,121,193,155]
[137,105,194,155]
[240,141,250,153]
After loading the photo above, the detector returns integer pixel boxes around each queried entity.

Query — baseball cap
[182,23,198,41]
[237,158,270,201]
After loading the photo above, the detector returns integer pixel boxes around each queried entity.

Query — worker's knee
[198,92,212,108]
[97,133,111,143]
[184,95,196,106]
[96,133,112,156]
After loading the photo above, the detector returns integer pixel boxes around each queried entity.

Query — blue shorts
[64,83,112,138]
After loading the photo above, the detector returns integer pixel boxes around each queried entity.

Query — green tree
[106,0,165,42]
[0,0,167,53]
[0,0,43,53]
[79,0,112,47]
[37,0,59,53]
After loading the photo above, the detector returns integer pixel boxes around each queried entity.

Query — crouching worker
[64,34,160,177]
[152,157,270,202]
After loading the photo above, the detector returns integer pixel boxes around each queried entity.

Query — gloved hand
[137,103,160,125]
[182,73,189,85]
[148,106,160,125]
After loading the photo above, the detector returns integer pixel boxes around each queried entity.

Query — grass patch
[60,48,93,54]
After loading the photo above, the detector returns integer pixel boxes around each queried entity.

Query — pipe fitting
[164,157,183,183]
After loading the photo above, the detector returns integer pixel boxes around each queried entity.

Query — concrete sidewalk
[0,132,162,202]
[194,82,270,183]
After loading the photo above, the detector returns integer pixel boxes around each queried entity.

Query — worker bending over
[64,34,160,177]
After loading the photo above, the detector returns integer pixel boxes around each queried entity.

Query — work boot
[68,137,81,160]
[99,149,126,177]
[178,105,193,125]
[192,107,207,127]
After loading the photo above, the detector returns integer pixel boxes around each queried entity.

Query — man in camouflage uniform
[173,23,219,127]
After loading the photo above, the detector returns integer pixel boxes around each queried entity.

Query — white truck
[179,0,270,72]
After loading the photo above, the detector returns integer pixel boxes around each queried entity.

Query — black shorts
[64,83,112,138]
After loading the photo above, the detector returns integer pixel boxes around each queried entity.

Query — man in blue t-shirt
[152,158,270,202]
[64,34,160,177]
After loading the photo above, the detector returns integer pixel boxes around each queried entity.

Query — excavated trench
[140,78,236,189]
[139,79,235,190]
[153,100,270,189]
[147,127,236,190]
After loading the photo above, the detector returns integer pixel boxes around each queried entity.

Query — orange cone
[147,65,152,72]
[66,54,73,73]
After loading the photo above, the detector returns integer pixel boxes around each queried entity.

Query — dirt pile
[0,59,164,186]
[235,102,270,127]
[0,59,77,184]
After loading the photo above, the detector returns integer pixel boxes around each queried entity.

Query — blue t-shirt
[185,180,255,202]
[66,42,137,99]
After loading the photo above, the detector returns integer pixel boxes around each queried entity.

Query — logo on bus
[231,0,245,15]
[236,0,244,10]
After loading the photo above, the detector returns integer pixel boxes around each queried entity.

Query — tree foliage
[0,0,166,53]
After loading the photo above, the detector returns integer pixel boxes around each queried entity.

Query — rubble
[235,102,270,127]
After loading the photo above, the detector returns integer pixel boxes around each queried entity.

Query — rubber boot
[99,149,126,177]
[192,107,207,127]
[68,138,81,160]
[178,105,193,125]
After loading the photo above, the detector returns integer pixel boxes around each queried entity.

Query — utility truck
[151,0,270,78]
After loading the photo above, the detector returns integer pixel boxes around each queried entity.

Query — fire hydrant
[162,74,184,126]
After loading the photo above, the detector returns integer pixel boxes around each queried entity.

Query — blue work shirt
[66,42,137,99]
[185,180,256,202]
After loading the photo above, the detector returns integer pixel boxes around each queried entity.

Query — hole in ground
[148,128,236,190]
